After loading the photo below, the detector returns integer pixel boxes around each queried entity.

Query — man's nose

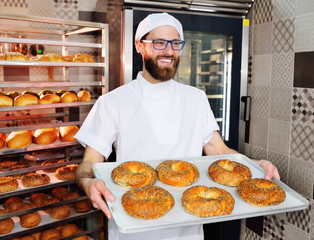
[162,42,174,55]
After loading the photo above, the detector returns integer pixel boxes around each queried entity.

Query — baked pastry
[63,192,92,213]
[156,160,199,186]
[5,52,26,61]
[45,53,63,62]
[14,94,39,106]
[0,208,14,234]
[0,176,19,193]
[73,53,94,63]
[6,130,32,149]
[60,91,78,103]
[121,185,174,219]
[181,185,234,217]
[61,224,79,238]
[3,196,23,212]
[41,159,68,172]
[55,89,67,97]
[51,186,69,201]
[112,161,157,188]
[30,193,49,207]
[208,159,252,186]
[9,164,32,179]
[29,231,41,240]
[19,202,41,228]
[237,178,286,206]
[38,93,61,104]
[41,228,61,240]
[62,55,75,62]
[32,128,58,145]
[7,91,20,100]
[77,90,91,102]
[21,91,39,98]
[0,133,5,149]
[21,173,50,187]
[59,125,79,142]
[55,165,78,180]
[38,90,54,97]
[73,229,89,240]
[44,197,70,219]
[0,53,5,60]
[0,94,13,107]
[0,158,18,169]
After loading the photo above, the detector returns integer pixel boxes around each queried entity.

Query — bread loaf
[0,95,13,107]
[73,53,94,62]
[6,130,32,148]
[77,90,91,102]
[59,125,79,142]
[14,94,39,106]
[33,128,58,145]
[5,52,26,61]
[60,92,78,103]
[39,93,61,104]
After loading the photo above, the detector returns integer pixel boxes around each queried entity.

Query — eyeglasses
[141,39,185,50]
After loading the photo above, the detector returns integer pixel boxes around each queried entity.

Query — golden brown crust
[182,185,234,217]
[30,193,49,207]
[55,165,78,180]
[3,196,23,212]
[0,95,13,107]
[112,161,157,188]
[77,90,91,102]
[41,159,68,172]
[45,53,63,62]
[38,93,61,104]
[43,197,70,219]
[156,160,199,186]
[60,92,78,103]
[0,176,19,193]
[73,53,94,63]
[208,159,252,186]
[5,52,26,61]
[121,185,174,219]
[63,192,92,213]
[61,224,79,238]
[41,228,60,240]
[0,158,18,169]
[19,203,41,228]
[14,94,38,106]
[237,178,286,206]
[21,173,50,187]
[62,55,75,62]
[32,128,58,145]
[6,130,32,149]
[0,133,6,149]
[51,187,69,201]
[59,125,79,142]
[0,208,14,234]
[9,164,33,179]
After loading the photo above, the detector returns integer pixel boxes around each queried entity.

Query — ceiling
[123,0,254,18]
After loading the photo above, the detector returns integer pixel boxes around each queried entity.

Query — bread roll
[7,91,20,100]
[36,55,50,61]
[73,53,94,63]
[59,125,79,142]
[51,186,69,201]
[62,55,74,62]
[30,193,49,207]
[6,130,32,149]
[60,92,78,103]
[14,94,39,106]
[0,133,6,149]
[61,224,79,238]
[22,91,39,99]
[3,196,23,212]
[44,197,70,219]
[77,90,91,102]
[19,202,41,228]
[33,128,58,145]
[55,165,78,180]
[0,208,14,234]
[41,228,60,240]
[63,192,92,213]
[0,95,13,107]
[38,93,61,104]
[45,53,63,62]
[21,173,50,187]
[5,52,26,61]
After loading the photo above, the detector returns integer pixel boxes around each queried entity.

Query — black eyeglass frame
[141,39,185,50]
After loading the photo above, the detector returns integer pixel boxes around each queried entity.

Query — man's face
[141,26,181,82]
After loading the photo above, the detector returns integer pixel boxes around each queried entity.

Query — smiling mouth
[158,57,173,66]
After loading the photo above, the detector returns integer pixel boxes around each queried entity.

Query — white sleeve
[201,91,220,146]
[75,95,118,159]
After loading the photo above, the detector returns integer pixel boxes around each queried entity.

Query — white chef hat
[135,13,184,41]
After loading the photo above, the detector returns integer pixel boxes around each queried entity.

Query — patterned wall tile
[253,0,273,25]
[253,22,272,55]
[252,54,271,87]
[270,87,292,121]
[271,52,294,88]
[290,123,314,162]
[268,119,290,155]
[273,0,296,21]
[288,157,314,198]
[292,88,314,125]
[268,151,289,183]
[295,13,314,52]
[251,87,270,118]
[272,18,295,53]
[263,215,285,240]
[0,66,3,82]
[249,116,269,149]
[296,0,314,17]
[284,222,310,240]
[29,67,48,82]
[77,0,97,11]
[310,199,314,239]
[244,227,261,240]
[0,0,28,8]
[248,145,268,160]
[287,204,311,233]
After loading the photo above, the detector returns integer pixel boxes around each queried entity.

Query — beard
[144,55,180,81]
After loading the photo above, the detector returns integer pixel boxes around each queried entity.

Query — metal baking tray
[92,154,309,234]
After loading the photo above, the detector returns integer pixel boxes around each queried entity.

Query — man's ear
[135,40,143,54]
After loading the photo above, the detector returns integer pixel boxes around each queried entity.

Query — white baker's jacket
[75,72,219,240]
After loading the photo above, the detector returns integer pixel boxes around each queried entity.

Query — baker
[75,12,280,240]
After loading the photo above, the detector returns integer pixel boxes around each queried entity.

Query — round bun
[121,185,174,219]
[19,202,41,228]
[61,224,79,238]
[38,93,61,104]
[156,160,199,186]
[73,53,94,63]
[237,178,286,206]
[181,186,234,217]
[0,176,19,193]
[111,161,157,188]
[77,90,91,102]
[60,92,78,103]
[63,192,91,213]
[55,165,78,180]
[21,173,50,187]
[0,95,13,107]
[3,196,23,212]
[45,53,63,62]
[30,193,49,207]
[45,197,70,219]
[32,128,58,145]
[0,133,5,149]
[41,159,68,172]
[41,228,61,240]
[14,94,39,106]
[59,125,79,142]
[6,130,32,149]
[208,159,252,186]
[5,52,26,61]
[51,187,69,201]
[0,208,14,234]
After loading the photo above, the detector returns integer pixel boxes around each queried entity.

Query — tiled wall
[242,0,314,239]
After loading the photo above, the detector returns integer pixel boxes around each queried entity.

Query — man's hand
[255,159,280,180]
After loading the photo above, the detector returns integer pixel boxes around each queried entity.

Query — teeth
[159,58,172,63]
